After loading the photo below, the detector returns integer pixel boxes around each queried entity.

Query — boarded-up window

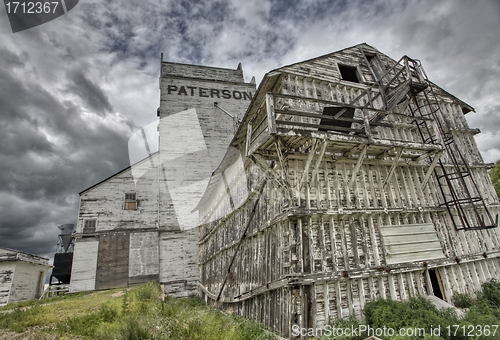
[379,223,444,265]
[124,193,137,210]
[83,219,96,233]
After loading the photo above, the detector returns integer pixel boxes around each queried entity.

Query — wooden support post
[309,140,328,187]
[383,146,403,188]
[421,151,442,188]
[349,145,368,188]
[246,123,253,157]
[344,143,366,158]
[222,171,235,210]
[217,180,267,301]
[266,93,277,134]
[275,136,295,202]
[376,146,396,160]
[299,139,319,190]
[362,109,373,144]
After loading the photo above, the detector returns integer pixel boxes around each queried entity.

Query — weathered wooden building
[196,43,500,338]
[69,59,255,296]
[0,247,52,307]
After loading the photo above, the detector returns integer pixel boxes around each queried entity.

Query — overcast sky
[0,0,499,262]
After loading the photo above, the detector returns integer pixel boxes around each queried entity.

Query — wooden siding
[0,263,15,307]
[0,248,51,307]
[129,231,159,285]
[70,238,99,293]
[95,233,130,290]
[160,229,199,297]
[71,61,255,296]
[7,262,48,304]
[197,44,500,338]
[379,223,444,264]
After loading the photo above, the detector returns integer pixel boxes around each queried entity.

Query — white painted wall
[0,263,15,307]
[8,262,48,304]
[69,238,98,293]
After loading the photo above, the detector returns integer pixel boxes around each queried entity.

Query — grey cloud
[67,70,113,115]
[0,0,499,262]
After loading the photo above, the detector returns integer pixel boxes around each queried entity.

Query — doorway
[428,269,445,300]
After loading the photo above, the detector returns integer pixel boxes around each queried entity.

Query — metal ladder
[357,49,497,230]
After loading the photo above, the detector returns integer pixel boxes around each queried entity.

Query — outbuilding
[0,247,52,307]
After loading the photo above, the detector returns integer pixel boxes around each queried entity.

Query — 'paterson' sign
[167,85,253,100]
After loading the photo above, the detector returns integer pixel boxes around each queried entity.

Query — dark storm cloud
[0,29,134,258]
[0,0,499,263]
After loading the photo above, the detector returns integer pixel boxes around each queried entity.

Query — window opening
[338,64,360,83]
[319,107,355,132]
[124,193,137,210]
[83,219,96,233]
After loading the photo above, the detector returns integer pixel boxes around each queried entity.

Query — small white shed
[0,247,52,307]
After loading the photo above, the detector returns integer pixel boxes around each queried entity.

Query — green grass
[321,279,500,340]
[0,282,276,340]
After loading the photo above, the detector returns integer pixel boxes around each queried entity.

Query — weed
[481,279,500,308]
[452,292,474,308]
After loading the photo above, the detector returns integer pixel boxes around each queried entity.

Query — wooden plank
[266,93,277,134]
[246,123,253,157]
[310,140,328,187]
[383,146,404,188]
[299,139,318,190]
[95,232,130,290]
[349,145,368,188]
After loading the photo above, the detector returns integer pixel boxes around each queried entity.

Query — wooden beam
[421,151,443,188]
[245,123,252,157]
[362,108,373,144]
[266,93,277,134]
[349,145,368,188]
[415,149,439,162]
[275,136,295,202]
[383,146,404,188]
[309,140,328,187]
[274,109,392,127]
[344,143,366,157]
[222,171,235,210]
[298,139,319,190]
[217,180,267,301]
[251,155,289,198]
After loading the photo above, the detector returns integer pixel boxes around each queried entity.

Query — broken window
[338,64,360,83]
[124,193,137,210]
[83,219,96,233]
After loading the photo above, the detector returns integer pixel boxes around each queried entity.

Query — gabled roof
[229,42,474,151]
[0,247,51,266]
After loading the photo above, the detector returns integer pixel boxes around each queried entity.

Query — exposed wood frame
[275,136,295,201]
[216,180,267,301]
[251,154,290,199]
[383,146,404,188]
[266,93,277,134]
[349,145,368,188]
[421,151,443,188]
[298,139,319,190]
[309,140,328,187]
